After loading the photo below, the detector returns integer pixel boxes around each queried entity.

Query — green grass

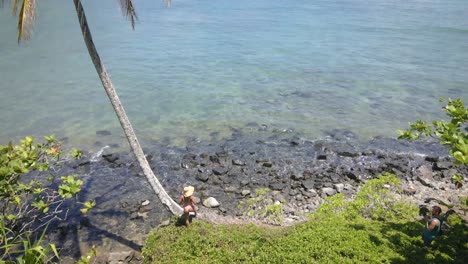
[142,174,468,263]
[142,216,467,264]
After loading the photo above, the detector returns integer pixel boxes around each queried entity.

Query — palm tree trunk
[72,0,183,215]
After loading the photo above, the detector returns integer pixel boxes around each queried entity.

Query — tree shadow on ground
[84,221,143,252]
[379,220,467,264]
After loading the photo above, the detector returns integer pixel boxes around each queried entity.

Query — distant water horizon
[1,0,467,151]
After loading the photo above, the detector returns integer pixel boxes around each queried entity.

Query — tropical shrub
[315,173,418,221]
[397,98,468,165]
[0,136,90,263]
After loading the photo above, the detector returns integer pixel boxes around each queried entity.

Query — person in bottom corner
[179,186,197,226]
[422,205,442,248]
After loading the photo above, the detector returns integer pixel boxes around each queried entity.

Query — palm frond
[17,0,36,43]
[118,0,138,29]
[0,0,20,12]
[12,0,21,15]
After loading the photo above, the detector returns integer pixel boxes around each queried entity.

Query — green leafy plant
[315,173,418,222]
[58,175,83,199]
[460,196,468,207]
[76,245,97,264]
[14,227,59,264]
[398,98,468,164]
[68,148,83,160]
[447,214,463,226]
[80,200,96,215]
[237,188,284,224]
[0,136,89,262]
[451,174,464,188]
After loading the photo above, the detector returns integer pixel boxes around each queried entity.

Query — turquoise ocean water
[1,0,467,150]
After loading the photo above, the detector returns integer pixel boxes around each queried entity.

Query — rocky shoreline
[41,127,466,263]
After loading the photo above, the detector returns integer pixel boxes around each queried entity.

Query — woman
[422,206,442,248]
[179,186,197,226]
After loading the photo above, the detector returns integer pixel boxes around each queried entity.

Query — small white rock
[203,197,220,208]
[241,190,251,196]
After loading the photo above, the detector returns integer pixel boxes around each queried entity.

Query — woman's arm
[426,218,439,231]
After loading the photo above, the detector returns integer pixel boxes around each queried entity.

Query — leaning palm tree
[5,0,183,215]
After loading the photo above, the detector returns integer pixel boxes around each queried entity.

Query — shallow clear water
[1,0,467,150]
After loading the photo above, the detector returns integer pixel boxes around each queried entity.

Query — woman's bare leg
[184,206,191,226]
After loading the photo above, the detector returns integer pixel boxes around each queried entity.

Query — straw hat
[183,186,194,197]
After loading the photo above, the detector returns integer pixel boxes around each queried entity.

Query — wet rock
[290,139,301,146]
[442,169,458,179]
[302,189,317,198]
[425,156,439,162]
[329,173,341,183]
[295,194,304,201]
[302,179,315,190]
[210,155,221,164]
[345,171,360,182]
[213,167,228,175]
[434,161,451,171]
[96,130,111,136]
[240,179,250,187]
[416,165,435,187]
[291,172,304,181]
[241,190,251,196]
[232,159,246,166]
[269,182,286,191]
[102,154,119,163]
[403,186,417,196]
[129,212,139,220]
[273,193,286,202]
[196,172,210,182]
[333,183,344,193]
[316,153,327,160]
[71,159,91,169]
[181,162,191,169]
[224,186,237,193]
[338,151,360,158]
[288,180,300,189]
[108,250,134,264]
[321,187,336,197]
